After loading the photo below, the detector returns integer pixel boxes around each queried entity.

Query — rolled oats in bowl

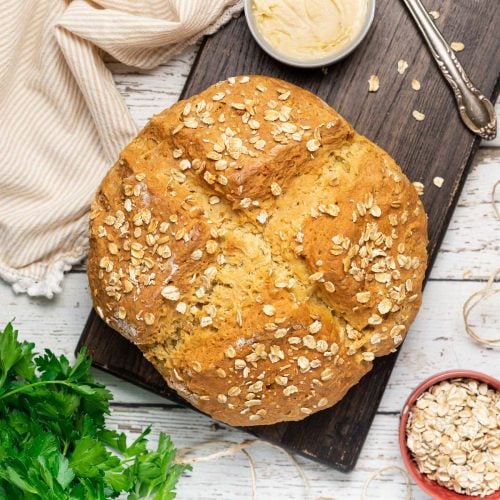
[406,378,500,497]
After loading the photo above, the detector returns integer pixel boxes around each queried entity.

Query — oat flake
[368,75,380,92]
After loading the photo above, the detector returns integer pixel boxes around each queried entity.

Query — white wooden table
[1,45,498,500]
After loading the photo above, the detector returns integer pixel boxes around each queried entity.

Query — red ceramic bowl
[399,370,500,500]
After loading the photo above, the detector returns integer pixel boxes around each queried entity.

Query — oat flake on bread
[88,76,428,426]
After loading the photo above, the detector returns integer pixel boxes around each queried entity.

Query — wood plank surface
[79,0,500,472]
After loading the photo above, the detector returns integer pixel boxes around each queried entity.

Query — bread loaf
[88,75,428,426]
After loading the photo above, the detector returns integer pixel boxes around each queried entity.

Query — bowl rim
[243,0,376,69]
[399,370,500,500]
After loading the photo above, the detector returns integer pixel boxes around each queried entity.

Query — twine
[492,180,499,221]
[460,179,500,348]
[176,439,256,464]
[176,438,418,499]
[175,438,311,500]
[241,448,257,499]
[361,466,412,500]
[463,269,500,348]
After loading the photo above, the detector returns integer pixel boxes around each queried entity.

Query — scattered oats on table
[406,378,500,497]
[398,59,409,75]
[411,79,421,91]
[433,176,444,188]
[412,110,425,121]
[368,74,380,92]
[462,269,473,279]
[451,42,465,52]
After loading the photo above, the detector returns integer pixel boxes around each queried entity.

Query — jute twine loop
[175,438,311,500]
[176,438,416,499]
[460,180,500,348]
[492,180,499,221]
[361,466,412,500]
[463,269,500,348]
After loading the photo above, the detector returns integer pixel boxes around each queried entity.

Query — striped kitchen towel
[0,0,242,298]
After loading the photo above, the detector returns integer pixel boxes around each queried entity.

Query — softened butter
[253,0,368,62]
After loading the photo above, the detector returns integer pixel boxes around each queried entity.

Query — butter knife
[402,0,497,140]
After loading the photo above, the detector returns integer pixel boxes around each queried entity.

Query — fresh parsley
[0,323,190,499]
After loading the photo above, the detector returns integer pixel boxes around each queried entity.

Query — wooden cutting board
[78,0,500,472]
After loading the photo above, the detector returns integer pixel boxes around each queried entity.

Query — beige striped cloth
[0,0,242,298]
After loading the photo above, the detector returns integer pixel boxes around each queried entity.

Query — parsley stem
[0,380,71,400]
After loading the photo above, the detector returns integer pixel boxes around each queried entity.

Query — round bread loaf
[88,75,428,426]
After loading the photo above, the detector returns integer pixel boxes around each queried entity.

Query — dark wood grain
[77,0,500,472]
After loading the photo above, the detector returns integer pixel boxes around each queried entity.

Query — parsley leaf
[0,322,36,387]
[0,323,190,499]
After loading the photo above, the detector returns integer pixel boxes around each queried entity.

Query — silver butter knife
[402,0,497,140]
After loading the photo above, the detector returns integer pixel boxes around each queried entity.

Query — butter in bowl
[244,0,376,68]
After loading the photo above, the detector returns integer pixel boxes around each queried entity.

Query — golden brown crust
[88,75,428,426]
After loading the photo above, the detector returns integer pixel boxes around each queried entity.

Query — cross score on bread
[88,76,428,426]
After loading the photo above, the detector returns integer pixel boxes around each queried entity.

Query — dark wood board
[77,0,500,472]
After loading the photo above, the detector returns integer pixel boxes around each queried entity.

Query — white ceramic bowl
[243,0,376,68]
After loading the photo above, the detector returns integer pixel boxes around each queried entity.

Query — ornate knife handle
[403,0,497,140]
